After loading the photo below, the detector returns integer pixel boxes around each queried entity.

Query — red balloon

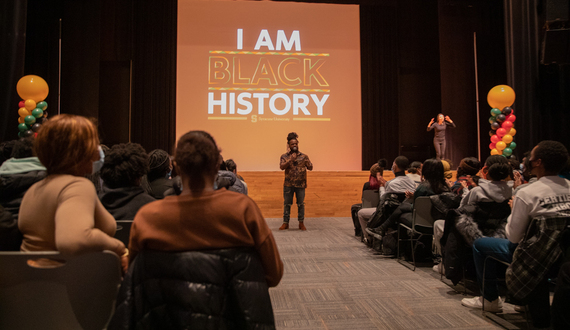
[496,128,507,138]
[502,121,513,130]
[491,134,500,143]
[489,142,496,150]
[507,114,516,122]
[18,100,25,108]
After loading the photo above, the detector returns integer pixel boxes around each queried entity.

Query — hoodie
[98,185,156,220]
[460,178,512,207]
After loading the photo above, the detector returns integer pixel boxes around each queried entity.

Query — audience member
[365,158,387,190]
[406,161,422,187]
[358,156,416,243]
[111,131,283,328]
[0,137,46,250]
[99,143,156,220]
[226,158,248,195]
[513,151,537,194]
[450,157,482,196]
[17,114,127,271]
[461,141,570,329]
[141,149,173,199]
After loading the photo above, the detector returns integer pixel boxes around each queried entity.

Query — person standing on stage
[427,113,455,160]
[279,132,313,231]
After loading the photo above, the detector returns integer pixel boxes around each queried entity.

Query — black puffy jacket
[108,248,276,330]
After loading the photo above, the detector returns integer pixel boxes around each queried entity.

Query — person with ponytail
[128,130,283,286]
[141,149,173,199]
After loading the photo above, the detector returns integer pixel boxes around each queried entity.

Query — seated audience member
[18,115,127,271]
[370,158,449,239]
[0,140,16,165]
[441,159,454,186]
[406,161,422,187]
[99,143,156,220]
[450,157,482,196]
[437,155,513,278]
[111,131,283,329]
[141,149,173,199]
[85,144,108,194]
[358,156,416,243]
[225,158,248,195]
[461,141,570,329]
[0,137,47,250]
[216,157,247,194]
[364,158,387,191]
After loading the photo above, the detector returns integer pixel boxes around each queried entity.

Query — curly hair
[534,140,569,174]
[100,143,149,188]
[456,157,482,178]
[225,159,237,172]
[175,131,221,193]
[287,132,298,142]
[147,149,171,181]
[11,137,35,159]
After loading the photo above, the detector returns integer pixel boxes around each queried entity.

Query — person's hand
[460,180,469,189]
[290,152,298,162]
[445,115,452,122]
[508,197,514,209]
[121,254,129,274]
[377,175,387,187]
[513,171,522,189]
[428,118,434,126]
[405,190,414,199]
[446,179,454,188]
[417,167,422,178]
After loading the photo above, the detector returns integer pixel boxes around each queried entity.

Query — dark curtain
[130,0,177,154]
[0,0,28,143]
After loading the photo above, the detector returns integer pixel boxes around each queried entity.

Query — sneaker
[432,263,445,275]
[279,223,289,230]
[366,228,383,240]
[299,222,306,231]
[461,296,503,313]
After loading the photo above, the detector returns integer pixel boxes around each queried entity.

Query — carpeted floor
[266,217,512,330]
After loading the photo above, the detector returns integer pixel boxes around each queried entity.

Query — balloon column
[487,85,516,157]
[16,75,49,138]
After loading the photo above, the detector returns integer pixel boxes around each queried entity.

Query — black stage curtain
[0,0,28,143]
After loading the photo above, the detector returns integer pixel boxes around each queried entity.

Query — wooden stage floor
[239,171,394,218]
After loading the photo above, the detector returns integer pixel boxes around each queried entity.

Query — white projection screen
[177,0,361,170]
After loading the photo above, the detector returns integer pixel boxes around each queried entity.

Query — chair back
[412,197,435,229]
[0,251,122,330]
[362,190,379,208]
[115,220,133,247]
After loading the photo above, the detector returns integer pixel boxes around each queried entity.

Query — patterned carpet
[266,217,506,330]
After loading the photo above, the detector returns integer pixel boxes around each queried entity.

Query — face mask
[519,163,524,170]
[166,168,172,179]
[92,146,104,174]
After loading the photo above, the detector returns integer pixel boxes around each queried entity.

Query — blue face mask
[166,169,172,179]
[92,146,105,174]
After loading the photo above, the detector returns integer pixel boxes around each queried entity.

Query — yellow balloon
[508,128,516,137]
[502,134,513,144]
[18,107,31,117]
[16,75,49,102]
[18,117,25,124]
[24,99,36,111]
[491,148,500,155]
[487,85,515,109]
[496,141,507,151]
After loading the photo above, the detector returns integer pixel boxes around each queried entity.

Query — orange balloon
[18,117,25,124]
[491,148,501,155]
[16,75,49,102]
[496,141,507,151]
[508,128,516,137]
[24,99,36,111]
[18,107,31,117]
[487,85,515,109]
[502,134,513,144]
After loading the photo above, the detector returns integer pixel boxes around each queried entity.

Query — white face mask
[92,146,105,174]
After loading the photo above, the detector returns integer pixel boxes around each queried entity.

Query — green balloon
[24,115,36,126]
[18,131,23,138]
[18,123,28,132]
[489,117,496,124]
[509,142,517,150]
[36,101,48,110]
[32,108,44,118]
[491,108,502,116]
[503,148,513,157]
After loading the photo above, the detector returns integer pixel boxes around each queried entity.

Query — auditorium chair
[397,197,435,271]
[0,250,122,330]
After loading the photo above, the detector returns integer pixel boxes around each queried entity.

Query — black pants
[378,201,413,233]
[434,138,446,160]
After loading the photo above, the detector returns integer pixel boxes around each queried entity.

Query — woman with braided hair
[141,149,173,199]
